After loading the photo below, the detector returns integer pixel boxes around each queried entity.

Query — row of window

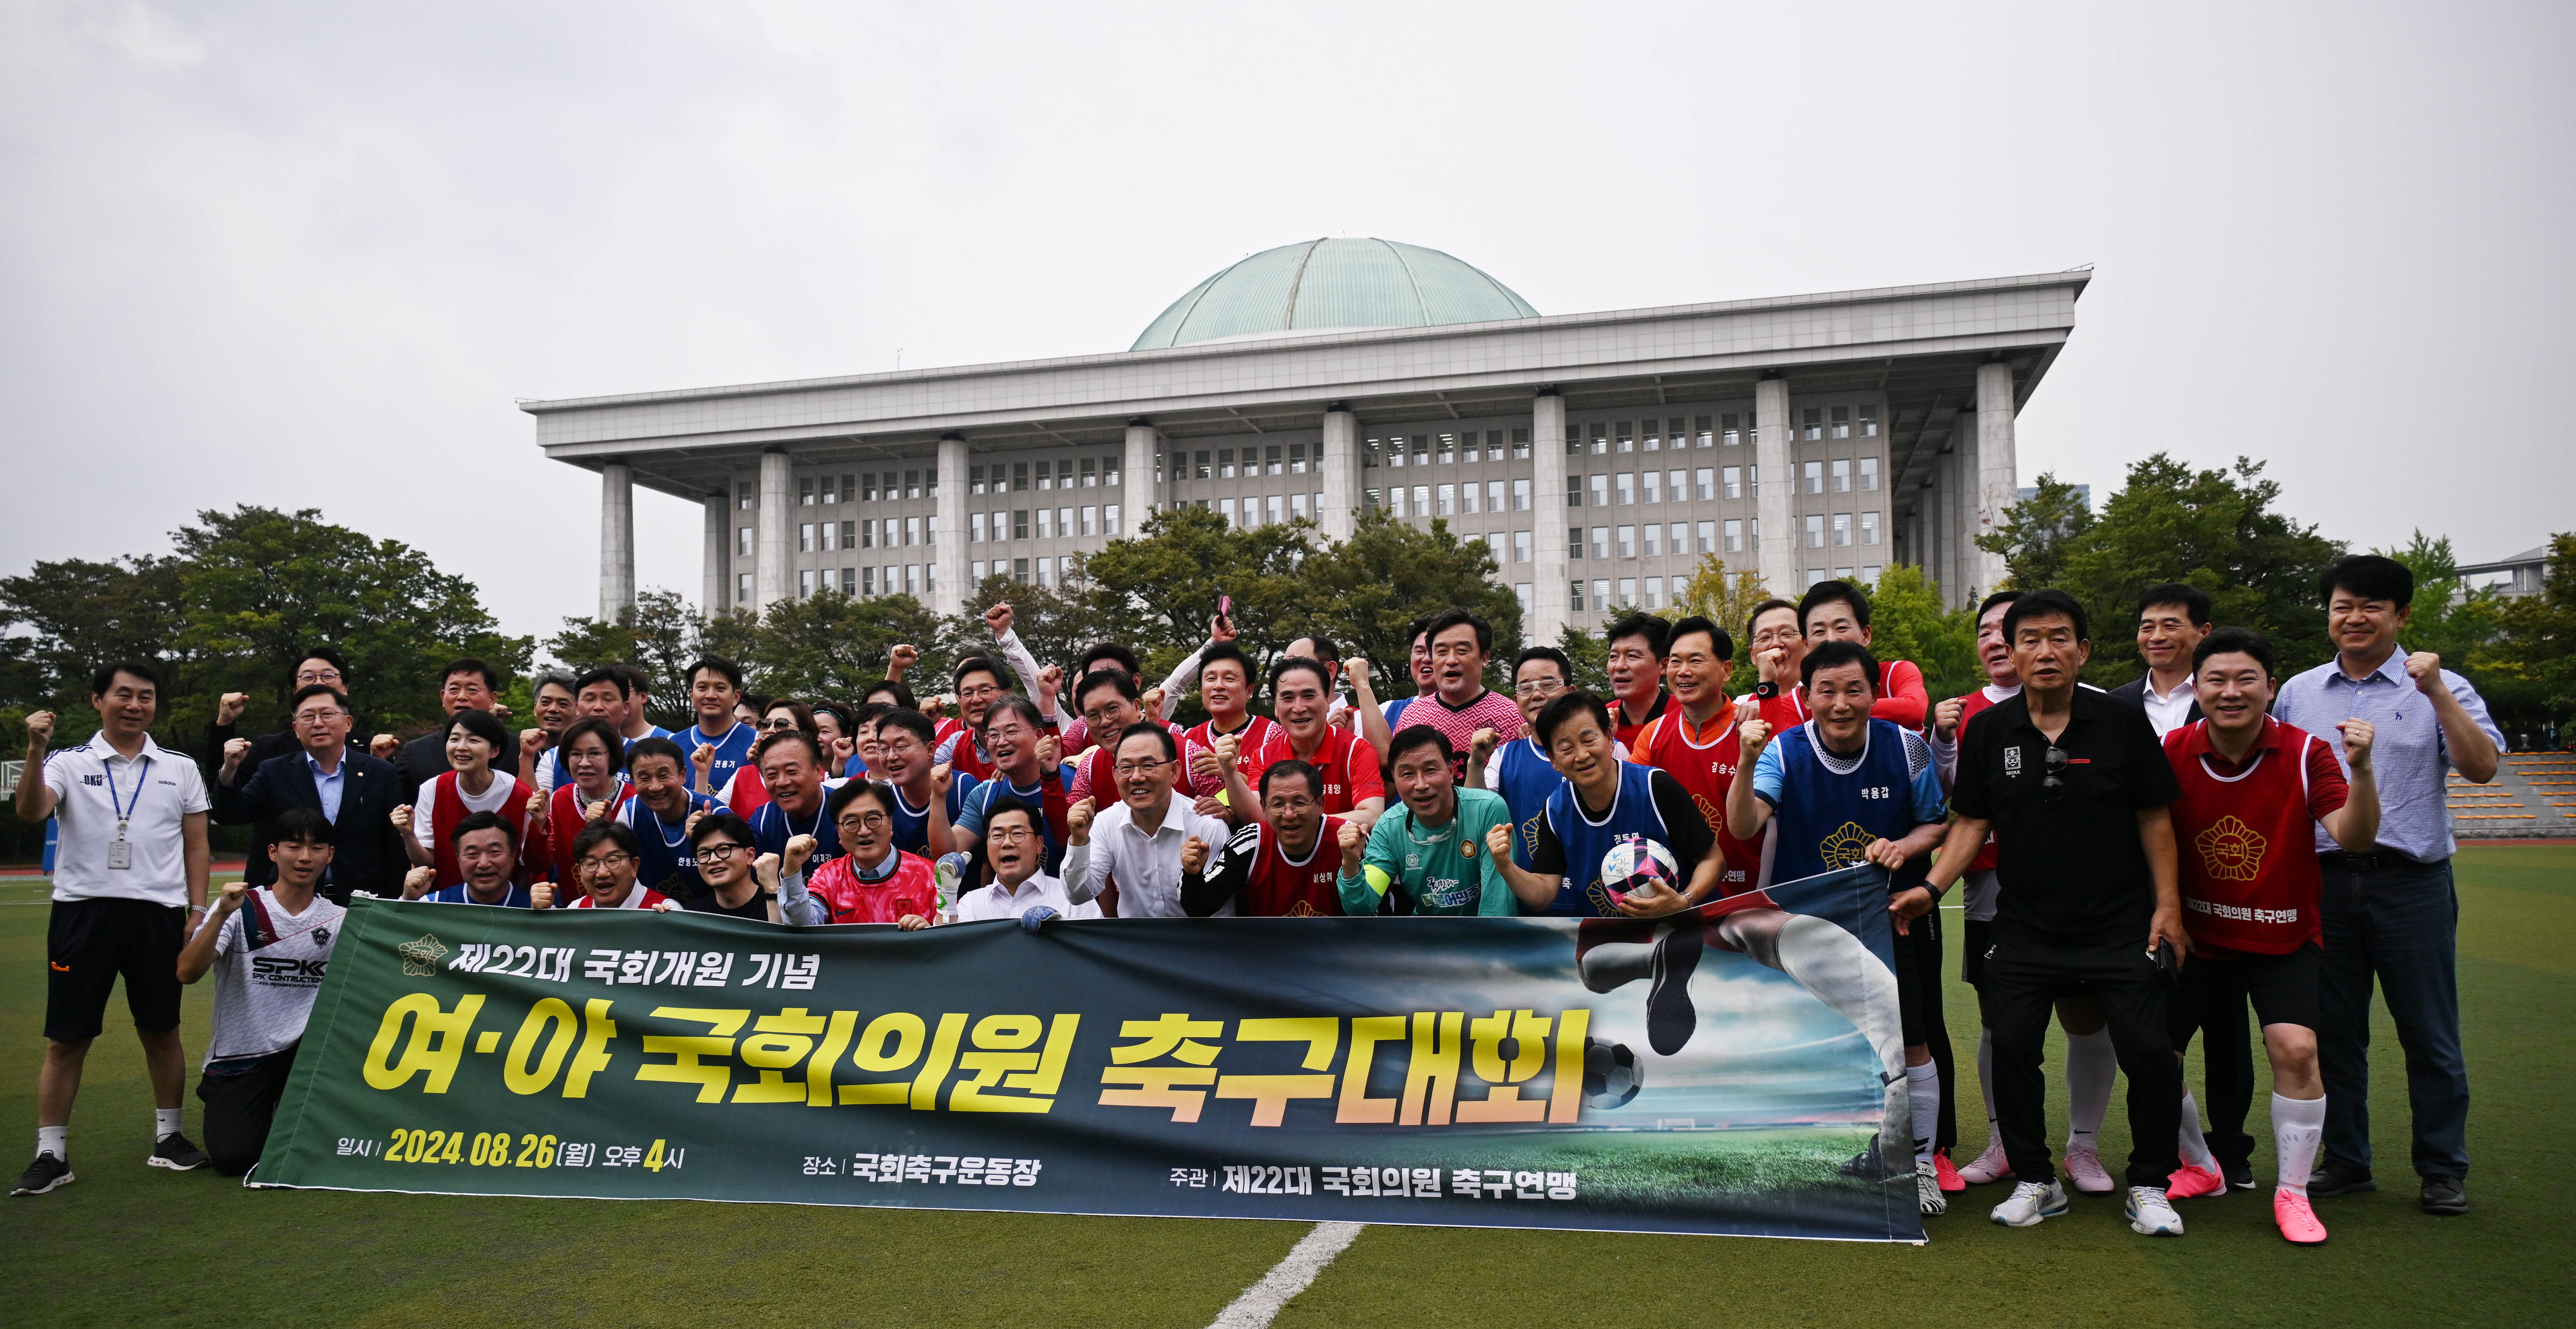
[971,457,1117,495]
[741,564,938,603]
[971,557,1079,589]
[1561,459,1880,507]
[1363,430,1531,468]
[1369,481,1533,518]
[1564,565,1883,615]
[1571,522,1739,560]
[1170,444,1318,481]
[969,506,1122,542]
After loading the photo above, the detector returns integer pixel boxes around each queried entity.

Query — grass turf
[1,845,2566,1327]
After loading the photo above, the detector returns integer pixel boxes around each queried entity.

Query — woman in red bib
[393,709,541,892]
[2161,627,2380,1245]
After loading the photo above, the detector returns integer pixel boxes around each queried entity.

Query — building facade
[528,238,2087,636]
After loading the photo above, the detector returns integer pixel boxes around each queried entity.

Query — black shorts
[2170,942,2322,1049]
[45,897,186,1043]
[1961,917,1991,988]
[1891,910,1940,1049]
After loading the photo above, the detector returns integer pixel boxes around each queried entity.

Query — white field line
[1206,1221,1365,1329]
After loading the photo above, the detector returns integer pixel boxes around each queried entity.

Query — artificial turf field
[0,845,2567,1328]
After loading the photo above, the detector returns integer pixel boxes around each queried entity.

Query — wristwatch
[1753,682,1779,700]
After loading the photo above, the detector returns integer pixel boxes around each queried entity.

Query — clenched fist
[531,883,556,910]
[401,866,435,900]
[1341,818,1368,870]
[1469,727,1501,762]
[24,710,55,749]
[217,693,249,725]
[1180,835,1208,874]
[1739,717,1773,760]
[1065,798,1095,845]
[1932,695,1965,741]
[370,733,400,759]
[783,833,818,876]
[390,804,415,832]
[1484,821,1513,863]
[887,643,919,678]
[2405,651,2446,697]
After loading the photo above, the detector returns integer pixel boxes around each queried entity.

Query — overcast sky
[5,1,2570,644]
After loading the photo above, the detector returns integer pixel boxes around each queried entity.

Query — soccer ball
[1600,835,1679,906]
[1583,1037,1642,1110]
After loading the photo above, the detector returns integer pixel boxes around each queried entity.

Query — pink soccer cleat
[2166,1163,2226,1200]
[2274,1190,2329,1245]
[1935,1152,1965,1193]
[1957,1139,2014,1185]
[2063,1143,2116,1194]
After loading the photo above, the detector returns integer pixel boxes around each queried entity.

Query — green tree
[1672,555,1774,685]
[0,555,188,718]
[2477,533,2576,736]
[1080,505,1320,682]
[546,589,711,728]
[1980,473,2094,592]
[1302,510,1522,687]
[960,564,1126,684]
[1555,624,1610,694]
[1864,565,1982,702]
[750,591,949,702]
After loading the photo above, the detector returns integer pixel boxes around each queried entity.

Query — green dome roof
[1131,238,1539,350]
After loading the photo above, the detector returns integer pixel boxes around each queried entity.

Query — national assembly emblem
[2195,816,2267,882]
[397,933,449,977]
[1819,821,1875,869]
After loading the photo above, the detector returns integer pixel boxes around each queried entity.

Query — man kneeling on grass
[175,808,343,1177]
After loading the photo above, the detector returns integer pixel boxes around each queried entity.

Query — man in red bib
[1180,760,1347,916]
[1625,616,1760,891]
[2161,627,2380,1245]
[1240,657,1385,832]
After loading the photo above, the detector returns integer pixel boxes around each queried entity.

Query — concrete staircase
[2452,753,2576,840]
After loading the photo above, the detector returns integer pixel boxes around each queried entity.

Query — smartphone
[1217,593,1233,629]
[2148,938,2177,979]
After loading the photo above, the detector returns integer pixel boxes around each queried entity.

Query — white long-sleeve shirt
[1062,789,1234,918]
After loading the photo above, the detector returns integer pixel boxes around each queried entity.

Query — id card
[106,838,132,870]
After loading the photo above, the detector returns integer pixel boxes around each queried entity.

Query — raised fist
[783,833,818,875]
[1139,686,1166,716]
[754,851,782,892]
[401,866,435,900]
[1739,717,1773,758]
[2338,717,2377,770]
[520,727,549,755]
[927,694,953,720]
[390,804,415,832]
[1037,664,1063,701]
[932,762,954,797]
[1214,734,1240,770]
[1932,696,1965,740]
[488,703,512,723]
[1341,818,1368,868]
[1209,611,1235,644]
[24,710,55,748]
[370,733,400,759]
[216,880,249,912]
[1065,796,1096,845]
[221,738,253,774]
[1484,821,1513,863]
[217,693,249,725]
[1470,727,1500,760]
[1180,835,1208,874]
[1346,657,1370,689]
[2405,651,2445,697]
[583,799,609,823]
[524,792,544,819]
[1036,734,1061,772]
[690,741,716,779]
[887,642,920,678]
[985,602,1015,638]
[531,883,557,910]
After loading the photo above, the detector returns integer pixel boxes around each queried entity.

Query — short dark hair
[1387,723,1454,769]
[2138,582,2214,628]
[452,808,520,848]
[2192,626,2277,677]
[270,806,334,845]
[1269,656,1331,693]
[556,716,627,772]
[625,735,687,774]
[442,658,502,693]
[442,707,511,754]
[1260,758,1322,802]
[574,665,632,700]
[296,647,352,685]
[1077,667,1139,711]
[1665,616,1733,660]
[2001,588,2091,644]
[1801,640,1883,692]
[740,691,772,714]
[1605,612,1672,658]
[809,699,857,736]
[863,678,916,711]
[826,778,896,821]
[2320,553,2414,609]
[289,684,348,714]
[980,795,1043,837]
[686,655,743,691]
[1199,642,1255,685]
[1080,641,1142,678]
[1799,580,1871,631]
[1288,634,1340,664]
[90,659,162,696]
[1115,720,1178,763]
[875,707,936,747]
[1534,690,1613,748]
[570,819,636,860]
[753,729,823,767]
[1746,598,1799,640]
[1513,645,1572,685]
[980,694,1045,736]
[688,811,759,849]
[843,701,890,735]
[1976,589,2025,620]
[611,663,651,697]
[1425,607,1492,656]
[952,655,1008,691]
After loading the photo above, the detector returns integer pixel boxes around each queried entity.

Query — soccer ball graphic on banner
[1584,1037,1642,1109]
[1599,834,1679,906]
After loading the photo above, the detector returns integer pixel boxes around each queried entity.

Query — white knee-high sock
[2177,1088,2217,1171]
[2064,1028,2115,1149]
[2273,1093,2325,1196]
[1976,1025,2000,1143]
[1906,1061,1940,1165]
[1774,913,1904,1079]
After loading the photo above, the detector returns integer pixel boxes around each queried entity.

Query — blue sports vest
[1765,718,1930,893]
[1494,737,1562,871]
[1539,759,1674,917]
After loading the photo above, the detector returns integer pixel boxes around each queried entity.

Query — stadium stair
[2452,754,2576,840]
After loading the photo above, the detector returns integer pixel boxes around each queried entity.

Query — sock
[1976,1025,2000,1145]
[155,1108,182,1142]
[2273,1093,2325,1197]
[1906,1061,1940,1166]
[37,1126,66,1160]
[2177,1088,2218,1172]
[2063,1028,2114,1151]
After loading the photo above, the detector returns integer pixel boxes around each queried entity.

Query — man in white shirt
[175,807,343,1176]
[13,661,212,1196]
[954,798,1101,923]
[2110,583,2210,738]
[1062,724,1232,918]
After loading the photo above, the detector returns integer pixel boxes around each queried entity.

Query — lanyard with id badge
[106,755,150,870]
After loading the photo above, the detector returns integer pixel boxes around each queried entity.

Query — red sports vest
[2163,718,2332,955]
[547,779,634,884]
[1642,709,1761,890]
[428,770,538,889]
[1241,816,1346,917]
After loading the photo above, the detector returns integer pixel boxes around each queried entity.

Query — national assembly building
[524,239,2088,640]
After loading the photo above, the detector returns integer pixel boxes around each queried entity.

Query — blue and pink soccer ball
[1600,834,1680,906]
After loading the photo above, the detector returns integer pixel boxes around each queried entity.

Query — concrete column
[1319,406,1358,542]
[598,463,636,621]
[1123,419,1161,524]
[755,449,792,611]
[701,490,729,618]
[1974,362,2018,598]
[1530,390,1570,641]
[1754,376,1795,595]
[934,435,969,615]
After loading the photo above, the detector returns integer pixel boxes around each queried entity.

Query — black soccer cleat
[1644,924,1703,1057]
[148,1134,208,1172]
[12,1152,73,1196]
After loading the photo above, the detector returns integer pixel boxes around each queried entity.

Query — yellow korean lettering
[807,1010,857,1107]
[363,993,487,1093]
[563,999,618,1098]
[733,1008,828,1105]
[636,1008,748,1104]
[1098,1066,1220,1122]
[909,1013,966,1111]
[1399,1011,1463,1127]
[502,999,578,1096]
[1336,1015,1405,1125]
[1547,1008,1592,1123]
[1109,1013,1224,1066]
[1457,1009,1553,1123]
[840,1012,923,1105]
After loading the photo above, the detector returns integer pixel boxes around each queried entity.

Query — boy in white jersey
[176,808,343,1176]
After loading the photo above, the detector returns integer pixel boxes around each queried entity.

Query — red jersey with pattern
[1182,714,1282,799]
[545,779,633,884]
[1405,689,1527,783]
[2162,716,2349,956]
[804,850,941,925]
[1635,708,1762,890]
[1068,721,1197,805]
[1238,816,1347,917]
[1949,685,2014,873]
[1247,724,1386,816]
[424,770,542,889]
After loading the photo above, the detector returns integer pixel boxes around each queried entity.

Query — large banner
[255,865,1922,1242]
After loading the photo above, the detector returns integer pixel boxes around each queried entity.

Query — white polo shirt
[953,870,1103,923]
[1063,789,1234,918]
[43,730,211,906]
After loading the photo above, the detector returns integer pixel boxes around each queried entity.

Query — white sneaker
[2126,1185,2186,1236]
[1917,1158,1948,1216]
[1991,1178,2069,1227]
[2063,1142,2116,1194]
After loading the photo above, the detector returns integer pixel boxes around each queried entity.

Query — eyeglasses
[987,827,1036,844]
[1113,758,1171,776]
[578,854,636,874]
[1264,796,1318,813]
[292,709,347,725]
[837,812,890,831]
[1513,678,1566,698]
[294,669,344,685]
[2041,745,2069,801]
[761,716,798,731]
[696,843,748,861]
[958,683,1003,701]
